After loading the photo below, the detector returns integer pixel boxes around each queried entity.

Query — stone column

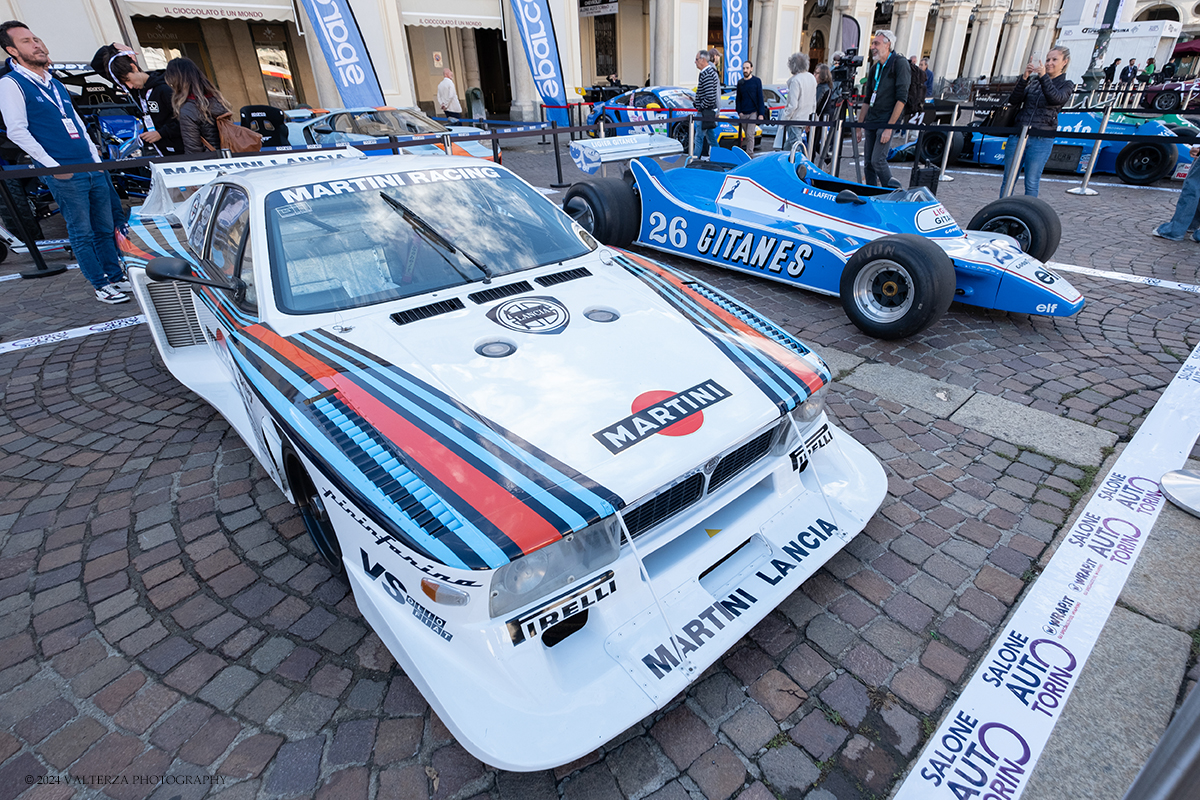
[963,0,1008,80]
[756,0,779,74]
[894,0,933,59]
[930,0,973,80]
[996,7,1036,79]
[1027,12,1060,65]
[460,28,481,107]
[504,0,541,121]
[651,0,674,86]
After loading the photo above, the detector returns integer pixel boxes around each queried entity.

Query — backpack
[898,56,925,118]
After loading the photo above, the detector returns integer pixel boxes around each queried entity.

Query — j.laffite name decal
[641,518,840,679]
[594,381,730,454]
[506,571,617,645]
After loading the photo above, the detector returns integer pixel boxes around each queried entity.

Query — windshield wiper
[378,192,494,284]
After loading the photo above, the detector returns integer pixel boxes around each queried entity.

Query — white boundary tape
[894,339,1200,800]
[1048,262,1200,295]
[0,315,144,357]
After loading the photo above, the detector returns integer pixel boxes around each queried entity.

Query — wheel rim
[564,196,596,233]
[1123,146,1164,180]
[301,488,342,566]
[1154,93,1178,111]
[979,215,1033,251]
[853,259,915,324]
[923,133,945,159]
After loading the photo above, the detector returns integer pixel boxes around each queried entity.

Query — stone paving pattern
[0,141,1198,800]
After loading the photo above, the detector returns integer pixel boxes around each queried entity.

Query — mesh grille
[709,428,775,492]
[623,473,704,540]
[536,267,592,287]
[390,298,464,326]
[146,281,205,348]
[468,281,532,305]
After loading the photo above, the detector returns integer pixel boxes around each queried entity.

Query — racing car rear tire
[1152,91,1181,112]
[562,179,640,248]
[1115,141,1178,185]
[840,234,955,340]
[966,196,1062,262]
[916,131,963,165]
[284,449,344,574]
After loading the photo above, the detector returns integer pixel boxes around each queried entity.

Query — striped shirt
[696,65,720,110]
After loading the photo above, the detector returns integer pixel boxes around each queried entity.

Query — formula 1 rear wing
[569,134,684,175]
[139,146,364,217]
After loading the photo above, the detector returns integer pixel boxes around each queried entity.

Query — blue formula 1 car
[586,86,752,148]
[891,111,1194,186]
[562,146,1083,339]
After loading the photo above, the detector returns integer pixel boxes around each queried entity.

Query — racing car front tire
[284,449,344,574]
[966,196,1062,262]
[916,131,963,165]
[1115,141,1178,185]
[840,234,955,340]
[562,179,640,248]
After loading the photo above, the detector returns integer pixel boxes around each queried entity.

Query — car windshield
[658,89,694,109]
[266,166,591,314]
[379,109,449,135]
[874,187,937,203]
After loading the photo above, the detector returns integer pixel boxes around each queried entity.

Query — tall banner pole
[295,0,386,107]
[509,0,570,125]
[722,0,749,85]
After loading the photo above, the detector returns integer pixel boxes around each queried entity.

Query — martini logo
[487,296,569,334]
[594,381,730,454]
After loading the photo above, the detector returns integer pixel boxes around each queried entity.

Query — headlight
[488,517,621,617]
[792,384,828,425]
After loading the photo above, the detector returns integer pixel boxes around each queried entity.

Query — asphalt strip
[892,339,1200,800]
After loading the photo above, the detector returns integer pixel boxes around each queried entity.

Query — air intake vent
[536,267,592,287]
[468,281,532,305]
[623,473,705,540]
[709,428,775,491]
[390,298,465,326]
[146,281,205,348]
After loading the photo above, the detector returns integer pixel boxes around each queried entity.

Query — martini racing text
[279,167,502,203]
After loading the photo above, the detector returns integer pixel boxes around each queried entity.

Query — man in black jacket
[90,45,183,156]
[856,29,909,187]
[735,61,767,154]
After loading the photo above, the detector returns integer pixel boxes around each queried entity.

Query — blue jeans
[43,171,123,290]
[1001,134,1055,197]
[1156,159,1200,240]
[692,118,720,157]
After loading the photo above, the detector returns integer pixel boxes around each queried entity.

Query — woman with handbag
[165,58,260,154]
[999,47,1073,198]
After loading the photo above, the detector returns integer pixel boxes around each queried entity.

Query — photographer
[856,30,908,188]
[90,44,182,156]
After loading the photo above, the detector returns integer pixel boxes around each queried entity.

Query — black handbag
[987,103,1018,130]
[700,108,717,130]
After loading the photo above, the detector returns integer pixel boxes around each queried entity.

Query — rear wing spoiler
[139,147,364,217]
[569,134,684,175]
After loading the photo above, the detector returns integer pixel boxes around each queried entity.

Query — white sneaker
[95,284,130,304]
[110,278,133,291]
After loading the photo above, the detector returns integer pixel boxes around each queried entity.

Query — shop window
[595,15,617,79]
[252,25,302,110]
[133,17,213,78]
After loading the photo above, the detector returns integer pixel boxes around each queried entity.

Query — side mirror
[146,257,238,292]
[835,189,867,205]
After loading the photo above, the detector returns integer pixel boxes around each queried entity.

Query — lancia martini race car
[118,150,887,769]
[563,144,1084,339]
[890,110,1195,185]
[283,106,496,161]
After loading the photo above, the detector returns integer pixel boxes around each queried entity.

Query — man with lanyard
[855,29,909,188]
[694,50,720,159]
[91,44,183,156]
[0,21,130,304]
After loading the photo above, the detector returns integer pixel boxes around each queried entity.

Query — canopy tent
[400,0,502,29]
[1173,39,1200,56]
[123,0,295,22]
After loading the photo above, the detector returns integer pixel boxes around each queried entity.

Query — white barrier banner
[0,316,145,358]
[894,340,1200,800]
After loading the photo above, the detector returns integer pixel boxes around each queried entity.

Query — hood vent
[390,297,465,326]
[468,281,532,305]
[536,267,592,287]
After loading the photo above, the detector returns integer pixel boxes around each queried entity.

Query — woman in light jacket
[776,53,816,151]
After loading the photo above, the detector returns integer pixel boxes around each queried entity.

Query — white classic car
[119,152,887,770]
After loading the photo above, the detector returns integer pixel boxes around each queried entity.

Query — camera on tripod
[831,48,864,97]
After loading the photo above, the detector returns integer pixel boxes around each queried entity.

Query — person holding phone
[999,47,1074,198]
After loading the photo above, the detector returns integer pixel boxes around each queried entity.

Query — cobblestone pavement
[0,146,1198,800]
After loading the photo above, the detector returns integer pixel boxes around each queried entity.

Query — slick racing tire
[1115,141,1178,185]
[284,449,344,574]
[1152,91,1181,112]
[840,234,955,340]
[562,178,640,248]
[670,122,691,149]
[916,130,963,165]
[967,196,1062,262]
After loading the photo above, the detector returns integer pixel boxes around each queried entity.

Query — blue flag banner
[510,0,570,125]
[722,0,748,85]
[298,0,385,108]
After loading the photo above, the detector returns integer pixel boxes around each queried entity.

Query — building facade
[7,0,1200,124]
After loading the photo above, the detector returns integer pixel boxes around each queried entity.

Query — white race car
[119,152,887,770]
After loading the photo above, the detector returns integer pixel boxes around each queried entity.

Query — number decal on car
[648,213,688,248]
